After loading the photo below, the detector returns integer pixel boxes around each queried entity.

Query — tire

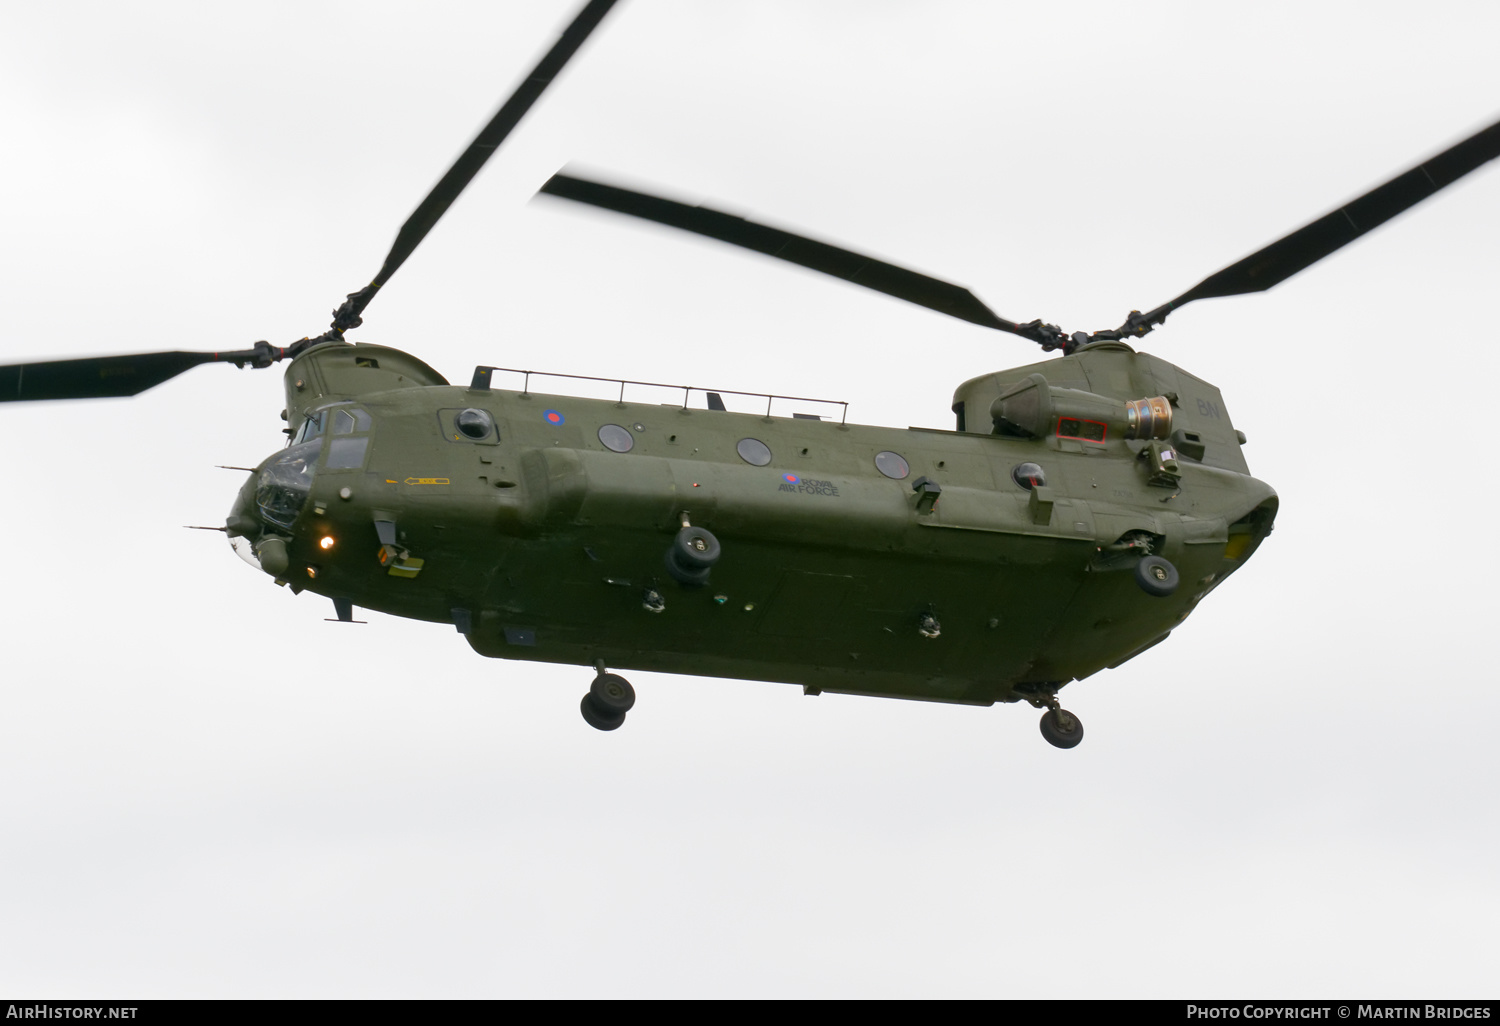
[1134,555,1179,597]
[590,672,635,714]
[664,549,712,586]
[580,693,626,731]
[672,526,721,570]
[1039,708,1084,749]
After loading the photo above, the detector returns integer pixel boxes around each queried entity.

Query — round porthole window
[1012,462,1046,490]
[874,451,910,480]
[736,437,772,466]
[598,424,634,453]
[455,408,493,440]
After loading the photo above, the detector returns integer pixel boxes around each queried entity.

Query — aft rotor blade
[0,344,285,402]
[332,0,620,332]
[538,171,1047,340]
[1136,115,1500,329]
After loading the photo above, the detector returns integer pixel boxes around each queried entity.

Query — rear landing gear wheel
[1039,708,1084,749]
[580,670,635,731]
[1134,555,1179,597]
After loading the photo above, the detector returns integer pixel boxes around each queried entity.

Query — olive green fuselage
[233,341,1276,707]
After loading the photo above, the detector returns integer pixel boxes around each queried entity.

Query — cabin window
[598,424,634,453]
[1012,462,1046,490]
[455,408,494,440]
[736,438,772,467]
[874,451,910,480]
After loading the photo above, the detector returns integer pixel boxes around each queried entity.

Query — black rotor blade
[0,343,284,402]
[332,0,620,332]
[538,171,1056,342]
[1134,115,1500,329]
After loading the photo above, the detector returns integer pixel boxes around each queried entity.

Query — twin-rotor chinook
[3,0,1497,747]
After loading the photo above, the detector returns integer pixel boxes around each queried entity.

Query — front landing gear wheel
[581,694,626,731]
[581,670,635,731]
[590,673,635,714]
[1039,708,1084,749]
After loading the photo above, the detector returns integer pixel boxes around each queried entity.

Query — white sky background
[1,0,1497,999]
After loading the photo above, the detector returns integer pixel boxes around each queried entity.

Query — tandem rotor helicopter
[3,2,1497,748]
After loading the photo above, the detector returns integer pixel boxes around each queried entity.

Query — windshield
[255,440,320,529]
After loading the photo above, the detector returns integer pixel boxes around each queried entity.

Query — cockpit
[230,403,375,572]
[255,440,319,529]
[291,404,372,446]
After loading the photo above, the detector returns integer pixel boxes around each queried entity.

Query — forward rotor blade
[538,171,1043,339]
[1136,115,1500,329]
[333,0,620,332]
[0,344,284,402]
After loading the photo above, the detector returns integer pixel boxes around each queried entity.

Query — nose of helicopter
[225,490,272,573]
[224,441,320,574]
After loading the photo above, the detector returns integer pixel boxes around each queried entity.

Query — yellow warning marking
[388,556,424,579]
[404,477,451,486]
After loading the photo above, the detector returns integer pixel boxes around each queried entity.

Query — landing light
[319,536,336,550]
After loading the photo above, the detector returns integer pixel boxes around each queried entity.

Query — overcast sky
[1,0,1497,999]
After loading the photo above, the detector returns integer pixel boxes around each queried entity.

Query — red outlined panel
[1056,417,1107,443]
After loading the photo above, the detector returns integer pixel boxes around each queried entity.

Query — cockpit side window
[332,408,372,435]
[292,410,326,445]
[324,406,374,470]
[327,436,369,469]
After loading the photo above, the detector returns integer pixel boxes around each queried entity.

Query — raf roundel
[783,474,800,485]
[543,409,565,426]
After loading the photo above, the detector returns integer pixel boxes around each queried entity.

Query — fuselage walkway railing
[468,364,849,424]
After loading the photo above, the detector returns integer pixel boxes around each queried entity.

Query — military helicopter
[3,2,1497,748]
